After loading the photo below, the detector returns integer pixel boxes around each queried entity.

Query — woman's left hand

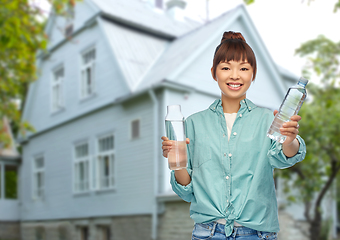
[273,110,301,146]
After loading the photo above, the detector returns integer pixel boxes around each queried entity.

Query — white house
[8,0,335,240]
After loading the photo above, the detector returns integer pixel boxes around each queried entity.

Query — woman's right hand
[161,136,190,158]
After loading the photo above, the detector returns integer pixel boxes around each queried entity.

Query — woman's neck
[221,96,245,113]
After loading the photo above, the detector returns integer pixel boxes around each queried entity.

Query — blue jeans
[191,222,278,240]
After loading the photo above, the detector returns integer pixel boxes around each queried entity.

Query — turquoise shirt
[170,98,306,237]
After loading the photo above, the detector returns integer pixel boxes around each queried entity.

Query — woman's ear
[211,67,217,81]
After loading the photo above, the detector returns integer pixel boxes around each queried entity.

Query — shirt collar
[209,98,257,114]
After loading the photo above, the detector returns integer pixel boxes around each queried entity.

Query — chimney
[166,0,187,21]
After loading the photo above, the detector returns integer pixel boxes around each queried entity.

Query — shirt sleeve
[170,168,193,202]
[267,135,306,169]
[170,118,194,202]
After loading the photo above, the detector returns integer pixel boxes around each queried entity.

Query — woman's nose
[231,70,240,79]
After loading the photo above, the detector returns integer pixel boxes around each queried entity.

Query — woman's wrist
[282,138,300,158]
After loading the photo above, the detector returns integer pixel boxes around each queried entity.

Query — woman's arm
[274,110,302,157]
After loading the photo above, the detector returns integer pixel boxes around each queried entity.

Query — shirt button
[242,100,245,103]
[226,176,229,180]
[226,200,229,203]
[233,132,237,136]
[228,153,232,157]
[248,107,251,110]
[224,153,227,157]
[239,114,242,117]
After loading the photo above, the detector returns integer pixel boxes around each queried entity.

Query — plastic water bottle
[267,77,308,143]
[165,105,187,170]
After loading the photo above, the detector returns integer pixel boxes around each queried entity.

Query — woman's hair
[212,31,257,80]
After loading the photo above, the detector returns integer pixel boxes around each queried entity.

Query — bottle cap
[299,77,309,86]
[165,105,184,121]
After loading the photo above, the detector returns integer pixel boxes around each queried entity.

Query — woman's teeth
[227,83,242,88]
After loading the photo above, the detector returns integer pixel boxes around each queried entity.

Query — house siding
[20,95,155,221]
[25,22,130,136]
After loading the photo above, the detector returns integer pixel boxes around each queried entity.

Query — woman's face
[211,60,253,102]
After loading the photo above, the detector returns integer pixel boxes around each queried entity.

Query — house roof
[133,4,289,98]
[92,0,201,38]
[135,5,241,93]
[100,18,170,90]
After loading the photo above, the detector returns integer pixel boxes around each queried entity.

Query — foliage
[277,36,340,240]
[0,0,77,148]
[242,0,340,12]
[306,0,340,12]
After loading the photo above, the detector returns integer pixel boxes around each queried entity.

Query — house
[14,0,335,240]
[0,117,21,240]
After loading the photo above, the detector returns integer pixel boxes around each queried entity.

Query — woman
[161,31,306,240]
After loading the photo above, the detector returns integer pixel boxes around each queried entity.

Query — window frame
[51,65,64,113]
[79,46,96,100]
[95,133,116,191]
[32,154,45,200]
[73,141,91,194]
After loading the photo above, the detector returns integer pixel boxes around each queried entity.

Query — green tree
[0,0,77,148]
[278,36,340,240]
[243,0,340,12]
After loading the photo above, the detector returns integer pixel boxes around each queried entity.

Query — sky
[184,0,340,81]
[32,0,340,82]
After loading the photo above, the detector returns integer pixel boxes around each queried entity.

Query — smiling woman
[161,31,306,240]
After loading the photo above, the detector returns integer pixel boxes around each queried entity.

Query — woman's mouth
[227,83,243,90]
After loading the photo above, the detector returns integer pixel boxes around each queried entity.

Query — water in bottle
[165,105,187,170]
[267,77,308,143]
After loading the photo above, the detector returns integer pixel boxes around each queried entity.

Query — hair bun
[221,31,246,43]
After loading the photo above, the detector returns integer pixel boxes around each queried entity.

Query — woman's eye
[222,67,230,70]
[241,68,249,71]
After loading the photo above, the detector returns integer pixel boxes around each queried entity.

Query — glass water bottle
[165,105,188,170]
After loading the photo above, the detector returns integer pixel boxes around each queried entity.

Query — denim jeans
[191,222,278,240]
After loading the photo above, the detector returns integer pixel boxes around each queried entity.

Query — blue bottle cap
[298,77,309,86]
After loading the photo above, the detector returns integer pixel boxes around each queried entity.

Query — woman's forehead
[219,60,250,64]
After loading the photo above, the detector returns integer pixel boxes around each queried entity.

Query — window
[79,227,89,240]
[64,6,74,37]
[52,67,64,112]
[35,227,45,240]
[5,165,18,199]
[96,135,115,189]
[81,48,96,99]
[97,226,111,240]
[0,164,2,198]
[131,119,140,139]
[74,143,90,193]
[33,156,44,199]
[59,227,68,240]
